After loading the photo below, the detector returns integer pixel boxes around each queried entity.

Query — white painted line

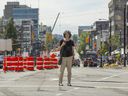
[95,86,128,89]
[0,85,59,88]
[50,78,58,81]
[97,72,128,81]
[74,87,79,90]
[56,93,63,96]
[1,84,126,90]
[73,82,128,84]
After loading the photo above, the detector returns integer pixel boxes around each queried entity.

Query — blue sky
[0,0,111,34]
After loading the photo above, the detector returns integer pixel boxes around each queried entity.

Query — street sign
[0,39,12,51]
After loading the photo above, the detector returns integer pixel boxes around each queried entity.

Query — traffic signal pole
[124,5,126,67]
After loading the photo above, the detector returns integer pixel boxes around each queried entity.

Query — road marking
[97,72,128,81]
[0,84,127,90]
[95,86,128,89]
[56,93,63,96]
[0,85,59,88]
[56,87,80,96]
[50,78,58,81]
[72,82,128,89]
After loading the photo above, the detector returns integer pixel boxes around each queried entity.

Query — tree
[110,34,120,51]
[0,18,5,38]
[5,17,17,51]
[72,34,78,44]
[99,42,109,55]
[77,32,86,58]
[45,32,53,51]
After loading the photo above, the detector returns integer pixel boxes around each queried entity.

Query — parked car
[0,54,4,68]
[83,57,98,67]
[83,51,98,67]
[72,59,80,67]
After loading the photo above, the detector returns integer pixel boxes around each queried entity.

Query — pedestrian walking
[58,30,75,86]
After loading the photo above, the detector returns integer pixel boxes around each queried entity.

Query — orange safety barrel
[36,57,43,70]
[26,57,34,71]
[15,57,24,72]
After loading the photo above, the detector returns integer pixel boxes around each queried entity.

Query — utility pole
[124,5,126,67]
[120,30,122,57]
[127,2,128,66]
[109,19,112,56]
[100,25,103,68]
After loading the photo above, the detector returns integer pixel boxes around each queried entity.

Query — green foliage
[72,34,78,43]
[0,18,5,38]
[110,34,120,51]
[99,34,120,56]
[5,17,18,51]
[99,42,109,55]
[115,53,121,61]
[42,45,46,51]
[52,37,59,45]
[77,32,86,55]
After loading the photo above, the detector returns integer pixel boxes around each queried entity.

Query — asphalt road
[0,66,128,96]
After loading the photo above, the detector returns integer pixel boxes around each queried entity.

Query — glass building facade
[12,8,39,39]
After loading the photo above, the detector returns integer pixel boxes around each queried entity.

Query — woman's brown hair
[63,30,72,38]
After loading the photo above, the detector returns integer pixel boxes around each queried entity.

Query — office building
[109,0,128,45]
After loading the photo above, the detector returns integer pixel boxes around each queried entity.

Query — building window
[115,15,122,21]
[23,27,30,31]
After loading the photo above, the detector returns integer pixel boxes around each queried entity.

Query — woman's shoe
[67,83,72,86]
[59,83,63,86]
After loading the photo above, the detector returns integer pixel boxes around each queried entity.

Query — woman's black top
[60,39,74,57]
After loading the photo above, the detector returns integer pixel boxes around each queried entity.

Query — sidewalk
[103,63,128,69]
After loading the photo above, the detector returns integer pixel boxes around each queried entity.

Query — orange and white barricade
[43,57,53,69]
[23,58,27,69]
[50,58,59,69]
[11,57,18,71]
[3,56,11,72]
[36,57,43,70]
[3,56,18,72]
[15,57,24,72]
[26,57,35,71]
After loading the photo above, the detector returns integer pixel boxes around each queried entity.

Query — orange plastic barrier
[3,55,58,73]
[43,57,59,69]
[15,57,24,72]
[43,57,53,69]
[36,57,43,70]
[26,57,35,71]
[50,58,59,69]
[3,56,23,72]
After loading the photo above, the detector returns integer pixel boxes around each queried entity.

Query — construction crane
[51,12,60,33]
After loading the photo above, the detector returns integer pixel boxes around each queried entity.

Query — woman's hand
[57,41,66,51]
[61,41,66,47]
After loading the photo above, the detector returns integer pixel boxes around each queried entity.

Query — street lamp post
[109,19,112,56]
[127,2,128,66]
[124,4,126,67]
[120,30,122,57]
[100,25,103,68]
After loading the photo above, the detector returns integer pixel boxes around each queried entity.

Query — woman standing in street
[59,30,75,86]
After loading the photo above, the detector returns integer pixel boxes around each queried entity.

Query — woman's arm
[56,40,66,51]
[72,46,75,56]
